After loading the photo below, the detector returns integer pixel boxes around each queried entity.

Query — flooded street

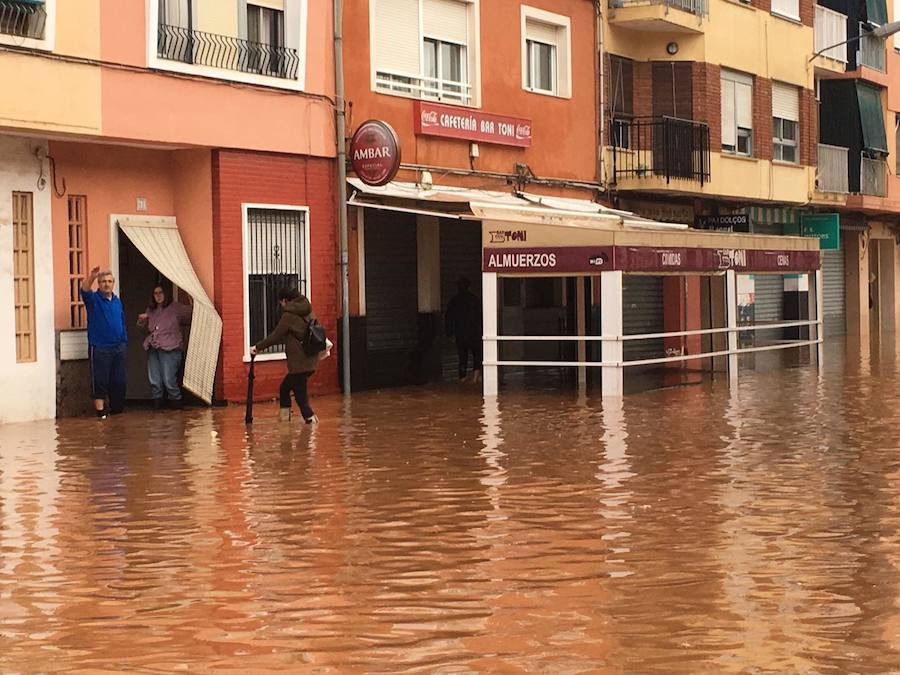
[3,342,900,672]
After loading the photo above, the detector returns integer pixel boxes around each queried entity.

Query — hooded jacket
[254,296,320,374]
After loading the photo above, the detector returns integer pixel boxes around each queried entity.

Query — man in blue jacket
[81,266,128,418]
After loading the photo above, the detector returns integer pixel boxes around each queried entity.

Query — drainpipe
[596,0,606,192]
[334,0,351,393]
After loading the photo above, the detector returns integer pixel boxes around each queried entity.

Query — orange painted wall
[886,27,900,205]
[172,149,215,299]
[98,0,335,156]
[343,0,598,191]
[49,142,216,329]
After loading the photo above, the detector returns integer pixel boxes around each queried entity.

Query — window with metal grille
[13,191,36,363]
[245,207,308,355]
[67,195,87,328]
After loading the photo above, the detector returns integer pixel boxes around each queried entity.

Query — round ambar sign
[349,120,401,186]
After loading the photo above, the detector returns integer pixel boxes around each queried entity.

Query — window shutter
[735,81,753,129]
[721,78,736,147]
[373,0,422,76]
[423,0,468,45]
[771,0,799,17]
[772,82,799,121]
[526,20,560,47]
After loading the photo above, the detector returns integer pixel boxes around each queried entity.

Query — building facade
[342,0,603,389]
[0,0,339,422]
[604,0,900,350]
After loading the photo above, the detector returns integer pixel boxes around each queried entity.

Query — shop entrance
[117,230,192,402]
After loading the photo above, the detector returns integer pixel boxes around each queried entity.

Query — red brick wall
[754,77,774,161]
[212,150,339,403]
[799,0,814,26]
[800,88,818,167]
[692,62,722,153]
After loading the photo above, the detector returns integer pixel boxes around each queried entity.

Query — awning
[117,216,222,404]
[857,82,887,153]
[865,0,887,25]
[348,178,688,231]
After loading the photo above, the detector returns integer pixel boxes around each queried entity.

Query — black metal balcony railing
[0,0,47,40]
[611,116,711,186]
[157,23,299,80]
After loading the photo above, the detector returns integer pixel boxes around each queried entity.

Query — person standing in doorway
[137,284,192,410]
[81,266,128,418]
[249,286,320,424]
[445,276,483,382]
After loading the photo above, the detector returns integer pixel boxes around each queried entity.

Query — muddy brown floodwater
[2,341,900,672]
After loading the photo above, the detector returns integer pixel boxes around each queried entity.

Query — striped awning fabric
[749,206,798,226]
[117,216,222,404]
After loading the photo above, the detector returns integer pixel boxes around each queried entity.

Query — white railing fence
[861,155,887,196]
[857,22,885,71]
[814,6,848,62]
[375,70,473,105]
[816,143,849,193]
[484,319,823,369]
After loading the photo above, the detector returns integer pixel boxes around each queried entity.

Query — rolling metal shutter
[372,0,421,76]
[439,220,482,379]
[364,212,419,351]
[623,275,664,362]
[822,248,846,336]
[752,222,784,337]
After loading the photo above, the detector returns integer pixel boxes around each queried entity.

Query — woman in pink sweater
[137,285,192,409]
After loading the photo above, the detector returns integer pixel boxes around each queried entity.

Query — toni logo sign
[349,120,401,186]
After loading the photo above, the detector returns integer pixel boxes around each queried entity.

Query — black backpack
[302,317,327,356]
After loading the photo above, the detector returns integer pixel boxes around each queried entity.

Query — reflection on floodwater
[2,339,900,672]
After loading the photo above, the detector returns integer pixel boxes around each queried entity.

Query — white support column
[725,269,739,386]
[482,272,499,397]
[601,271,624,397]
[808,268,824,367]
[576,276,587,390]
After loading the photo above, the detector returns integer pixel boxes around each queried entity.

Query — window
[67,195,87,329]
[372,0,474,105]
[772,82,800,163]
[608,55,634,149]
[12,192,36,363]
[0,0,47,40]
[521,7,571,98]
[247,2,286,77]
[721,69,753,156]
[771,0,799,20]
[244,206,308,356]
[423,37,467,102]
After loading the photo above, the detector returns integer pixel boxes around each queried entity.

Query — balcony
[816,144,849,193]
[157,24,299,80]
[860,155,886,196]
[814,6,848,65]
[0,0,46,40]
[608,0,706,34]
[612,116,711,187]
[857,23,885,72]
[374,70,473,106]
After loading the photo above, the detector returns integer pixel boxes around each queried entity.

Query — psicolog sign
[349,120,401,186]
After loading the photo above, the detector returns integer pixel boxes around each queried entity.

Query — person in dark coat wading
[249,287,320,424]
[445,276,483,383]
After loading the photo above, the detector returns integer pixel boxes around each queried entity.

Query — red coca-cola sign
[414,101,532,147]
[349,120,401,186]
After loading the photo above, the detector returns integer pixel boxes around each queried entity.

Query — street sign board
[797,214,840,250]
